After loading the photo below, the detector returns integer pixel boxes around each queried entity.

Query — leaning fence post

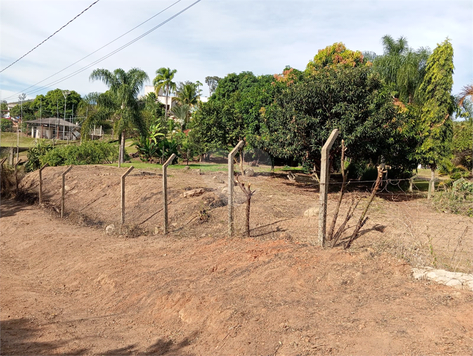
[38,164,48,204]
[120,166,134,225]
[318,129,339,247]
[228,140,245,237]
[61,165,73,218]
[163,153,176,234]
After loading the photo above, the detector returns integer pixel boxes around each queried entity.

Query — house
[27,118,80,140]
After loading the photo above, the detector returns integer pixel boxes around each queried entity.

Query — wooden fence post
[228,140,245,237]
[61,165,73,218]
[38,164,48,204]
[163,153,176,234]
[14,159,23,195]
[120,166,134,225]
[318,129,339,247]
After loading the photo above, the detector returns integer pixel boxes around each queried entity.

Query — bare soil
[1,165,472,355]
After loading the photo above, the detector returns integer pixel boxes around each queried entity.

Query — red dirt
[1,165,472,355]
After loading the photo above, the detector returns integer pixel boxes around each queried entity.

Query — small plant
[434,178,473,217]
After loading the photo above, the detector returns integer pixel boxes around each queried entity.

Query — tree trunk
[118,131,125,167]
[428,167,435,200]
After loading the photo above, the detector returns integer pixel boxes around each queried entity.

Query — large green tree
[263,65,414,173]
[153,67,177,118]
[89,67,149,166]
[416,39,454,198]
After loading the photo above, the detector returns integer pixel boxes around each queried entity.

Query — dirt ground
[1,165,473,355]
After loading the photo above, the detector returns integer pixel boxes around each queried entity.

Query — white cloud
[0,0,471,102]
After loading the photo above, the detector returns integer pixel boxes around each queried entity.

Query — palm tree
[374,35,430,105]
[170,103,191,130]
[172,81,201,130]
[90,68,149,166]
[458,84,473,108]
[153,67,177,118]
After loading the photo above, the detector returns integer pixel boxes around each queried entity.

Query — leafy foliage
[434,178,473,217]
[373,35,430,105]
[416,39,454,170]
[1,118,13,132]
[40,141,118,167]
[263,66,416,172]
[306,42,370,73]
[26,140,55,172]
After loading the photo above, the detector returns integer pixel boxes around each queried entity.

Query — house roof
[26,118,79,128]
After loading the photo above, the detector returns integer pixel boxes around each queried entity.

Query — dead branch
[331,196,361,247]
[344,165,384,249]
[327,140,348,242]
[235,173,256,237]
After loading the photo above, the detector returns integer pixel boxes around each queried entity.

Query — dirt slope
[1,197,472,355]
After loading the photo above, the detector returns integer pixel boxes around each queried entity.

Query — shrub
[434,178,473,217]
[26,140,54,172]
[40,141,119,167]
[1,118,13,132]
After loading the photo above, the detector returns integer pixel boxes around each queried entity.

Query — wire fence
[17,163,473,274]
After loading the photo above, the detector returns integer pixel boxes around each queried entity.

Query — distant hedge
[26,141,119,171]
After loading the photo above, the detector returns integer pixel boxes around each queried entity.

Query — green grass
[0,132,37,148]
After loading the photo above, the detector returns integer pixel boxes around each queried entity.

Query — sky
[0,0,472,103]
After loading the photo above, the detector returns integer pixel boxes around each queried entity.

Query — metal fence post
[318,129,339,247]
[61,165,73,218]
[228,140,245,237]
[38,164,48,204]
[163,154,176,234]
[120,166,134,225]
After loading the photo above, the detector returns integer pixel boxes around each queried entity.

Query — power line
[6,0,183,99]
[0,0,101,73]
[4,0,198,101]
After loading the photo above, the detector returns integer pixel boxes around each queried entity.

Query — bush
[26,140,54,172]
[1,118,13,132]
[40,141,119,167]
[434,178,473,217]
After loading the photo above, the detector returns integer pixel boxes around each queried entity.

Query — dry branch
[344,165,384,249]
[327,140,348,242]
[235,174,256,237]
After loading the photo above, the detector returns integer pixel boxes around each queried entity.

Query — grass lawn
[0,132,37,148]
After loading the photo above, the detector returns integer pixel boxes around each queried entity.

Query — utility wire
[0,0,100,73]
[7,0,182,98]
[4,0,198,101]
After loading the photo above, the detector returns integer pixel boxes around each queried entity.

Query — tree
[140,92,165,129]
[373,35,430,105]
[153,67,177,118]
[1,100,7,115]
[89,68,149,166]
[205,76,221,96]
[262,65,416,174]
[417,39,454,198]
[172,81,202,130]
[306,42,370,74]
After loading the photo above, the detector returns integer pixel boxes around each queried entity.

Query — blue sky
[1,0,472,102]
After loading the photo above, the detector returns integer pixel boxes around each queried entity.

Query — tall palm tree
[90,68,149,166]
[374,35,430,105]
[172,81,201,130]
[153,67,177,118]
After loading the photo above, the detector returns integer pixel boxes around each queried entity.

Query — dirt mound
[1,196,473,355]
